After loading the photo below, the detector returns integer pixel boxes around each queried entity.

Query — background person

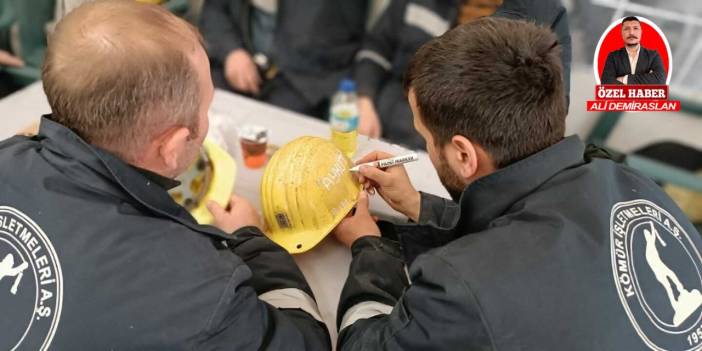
[199,0,368,119]
[354,0,572,148]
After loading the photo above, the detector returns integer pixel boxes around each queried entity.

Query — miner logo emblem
[611,200,702,350]
[0,206,63,351]
[0,253,29,295]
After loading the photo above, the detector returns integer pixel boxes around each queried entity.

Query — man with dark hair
[354,0,571,148]
[333,17,701,350]
[601,16,666,85]
[0,1,329,349]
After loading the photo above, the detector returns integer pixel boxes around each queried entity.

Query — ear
[446,135,479,180]
[159,126,191,172]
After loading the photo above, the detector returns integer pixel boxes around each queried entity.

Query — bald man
[0,1,329,349]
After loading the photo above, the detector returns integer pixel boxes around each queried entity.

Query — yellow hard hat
[261,136,361,254]
[169,139,237,225]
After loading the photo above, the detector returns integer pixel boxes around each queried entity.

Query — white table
[0,82,449,344]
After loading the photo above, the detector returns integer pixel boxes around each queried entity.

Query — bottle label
[330,104,359,133]
[331,116,358,133]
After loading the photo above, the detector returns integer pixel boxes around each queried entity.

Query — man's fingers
[375,123,383,139]
[235,68,255,93]
[355,151,391,165]
[228,67,240,85]
[363,182,377,195]
[244,70,260,94]
[238,64,260,94]
[371,127,381,139]
[368,122,381,139]
[241,73,255,93]
[355,150,395,165]
[0,51,24,68]
[234,74,247,92]
[355,191,370,214]
[239,74,250,91]
[359,166,392,187]
[359,176,378,190]
[206,200,226,218]
[253,68,261,83]
[250,83,260,95]
[225,71,237,89]
[229,194,244,207]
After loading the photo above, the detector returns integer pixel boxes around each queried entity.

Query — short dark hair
[622,16,640,25]
[404,17,566,168]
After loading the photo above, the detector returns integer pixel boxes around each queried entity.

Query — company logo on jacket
[0,206,63,350]
[611,199,702,350]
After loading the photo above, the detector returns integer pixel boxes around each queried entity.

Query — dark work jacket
[336,136,702,350]
[0,116,330,350]
[601,46,666,85]
[200,0,368,106]
[354,0,572,101]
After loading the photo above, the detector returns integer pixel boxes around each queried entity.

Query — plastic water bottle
[330,79,359,158]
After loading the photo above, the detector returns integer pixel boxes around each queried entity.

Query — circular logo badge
[0,207,63,351]
[611,200,702,350]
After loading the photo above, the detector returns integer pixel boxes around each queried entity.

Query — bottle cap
[338,79,356,92]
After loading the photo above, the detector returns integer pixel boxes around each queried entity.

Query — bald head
[43,0,206,162]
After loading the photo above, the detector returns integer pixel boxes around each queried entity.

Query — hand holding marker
[350,153,418,197]
[351,152,420,215]
[349,153,419,173]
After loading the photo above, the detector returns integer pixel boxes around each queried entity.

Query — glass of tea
[238,124,269,169]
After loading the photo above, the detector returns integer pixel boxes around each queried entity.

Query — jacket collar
[132,166,181,191]
[456,135,585,233]
[37,115,232,240]
[396,136,586,264]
